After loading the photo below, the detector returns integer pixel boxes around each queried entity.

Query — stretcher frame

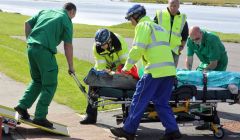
[72,73,240,139]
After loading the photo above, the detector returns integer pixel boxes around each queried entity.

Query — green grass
[0,34,92,113]
[0,12,122,114]
[130,0,240,6]
[0,12,134,38]
[216,32,240,43]
[130,0,167,3]
[73,22,134,38]
[0,11,239,113]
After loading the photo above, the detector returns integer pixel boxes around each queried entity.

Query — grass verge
[130,0,240,6]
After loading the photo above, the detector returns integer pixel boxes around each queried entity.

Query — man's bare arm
[25,22,32,39]
[205,60,218,71]
[64,43,75,74]
[185,56,193,70]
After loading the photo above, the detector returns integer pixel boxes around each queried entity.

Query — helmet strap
[107,40,113,51]
[132,14,142,23]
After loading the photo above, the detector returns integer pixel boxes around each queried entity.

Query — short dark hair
[63,2,76,11]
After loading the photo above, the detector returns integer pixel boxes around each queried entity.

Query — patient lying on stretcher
[85,68,239,93]
[176,69,240,95]
[84,69,240,103]
[84,65,139,90]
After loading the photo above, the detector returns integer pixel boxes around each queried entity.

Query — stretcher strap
[173,76,178,90]
[203,72,208,103]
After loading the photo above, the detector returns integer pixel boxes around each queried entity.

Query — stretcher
[82,70,240,107]
[72,70,240,139]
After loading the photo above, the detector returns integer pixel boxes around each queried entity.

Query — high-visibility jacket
[122,16,176,78]
[156,9,186,55]
[93,33,128,71]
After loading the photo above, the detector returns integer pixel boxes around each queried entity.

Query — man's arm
[64,43,74,74]
[25,22,32,39]
[205,60,218,71]
[179,22,189,53]
[179,40,186,53]
[185,56,193,70]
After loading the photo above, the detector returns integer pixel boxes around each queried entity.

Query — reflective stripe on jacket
[93,33,128,71]
[123,16,176,78]
[156,9,186,55]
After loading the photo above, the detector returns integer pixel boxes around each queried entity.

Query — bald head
[189,26,201,36]
[168,0,180,15]
[168,0,180,4]
[189,26,202,44]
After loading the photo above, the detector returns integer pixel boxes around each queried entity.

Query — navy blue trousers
[123,74,179,134]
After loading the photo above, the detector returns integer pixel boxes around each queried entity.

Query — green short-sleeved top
[27,9,73,54]
[187,30,228,71]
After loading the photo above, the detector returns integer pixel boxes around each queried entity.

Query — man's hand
[68,67,75,75]
[178,46,184,54]
[120,69,130,77]
[202,68,208,73]
[205,60,218,71]
[103,69,111,73]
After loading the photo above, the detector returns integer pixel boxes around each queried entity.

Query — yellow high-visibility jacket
[156,9,186,55]
[123,16,176,78]
[93,33,128,71]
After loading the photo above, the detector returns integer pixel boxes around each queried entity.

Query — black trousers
[85,86,98,119]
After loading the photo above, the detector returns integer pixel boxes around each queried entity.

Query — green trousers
[18,44,58,120]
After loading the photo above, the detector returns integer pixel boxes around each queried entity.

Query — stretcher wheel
[213,127,224,139]
[115,115,123,125]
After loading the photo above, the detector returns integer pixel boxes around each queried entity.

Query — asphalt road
[2,133,13,140]
[96,103,240,140]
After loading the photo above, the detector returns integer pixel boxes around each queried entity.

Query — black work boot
[80,102,97,125]
[32,119,53,129]
[160,130,182,140]
[80,115,97,124]
[110,127,135,140]
[14,106,30,120]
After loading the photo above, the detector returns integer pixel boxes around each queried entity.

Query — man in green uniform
[186,26,228,130]
[186,26,228,71]
[14,2,76,128]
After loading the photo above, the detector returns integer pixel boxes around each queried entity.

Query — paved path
[0,72,114,140]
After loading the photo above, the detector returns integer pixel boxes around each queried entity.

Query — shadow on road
[97,122,240,140]
[15,127,84,140]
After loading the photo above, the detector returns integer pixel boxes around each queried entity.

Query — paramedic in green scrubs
[185,26,228,130]
[186,26,228,71]
[14,2,76,128]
